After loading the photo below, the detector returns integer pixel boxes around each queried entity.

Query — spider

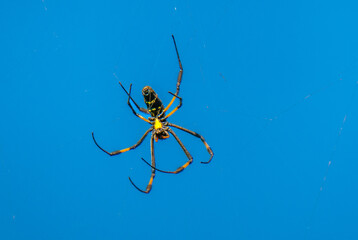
[92,35,214,193]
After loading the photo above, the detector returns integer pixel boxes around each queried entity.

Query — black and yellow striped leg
[129,133,156,193]
[158,35,183,118]
[172,34,183,96]
[168,123,214,164]
[126,83,150,114]
[118,81,150,117]
[91,127,153,156]
[162,92,182,120]
[141,128,193,174]
[122,83,151,123]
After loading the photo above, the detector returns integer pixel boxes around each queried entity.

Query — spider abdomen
[142,86,165,117]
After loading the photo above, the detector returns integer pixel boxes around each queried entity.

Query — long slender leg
[115,73,149,114]
[127,83,150,114]
[162,92,182,120]
[168,123,214,164]
[172,34,183,96]
[118,81,149,114]
[141,128,193,174]
[159,35,183,117]
[91,127,153,156]
[120,83,151,124]
[129,133,156,193]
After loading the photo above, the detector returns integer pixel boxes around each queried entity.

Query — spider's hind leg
[128,133,156,194]
[141,128,193,174]
[168,123,214,164]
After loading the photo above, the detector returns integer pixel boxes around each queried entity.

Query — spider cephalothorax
[152,118,170,141]
[92,35,213,194]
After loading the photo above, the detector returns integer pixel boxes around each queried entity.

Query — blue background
[1,1,358,239]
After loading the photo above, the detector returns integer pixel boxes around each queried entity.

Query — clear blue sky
[1,1,358,239]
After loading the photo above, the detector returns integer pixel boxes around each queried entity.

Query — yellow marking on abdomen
[146,98,157,105]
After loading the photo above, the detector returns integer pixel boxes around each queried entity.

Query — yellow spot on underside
[149,106,161,112]
[154,119,162,129]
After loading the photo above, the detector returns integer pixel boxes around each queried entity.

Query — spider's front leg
[160,35,184,116]
[161,92,182,120]
[172,34,183,96]
[114,72,149,114]
[118,82,151,123]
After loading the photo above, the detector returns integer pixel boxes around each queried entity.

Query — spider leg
[141,128,193,174]
[118,80,149,114]
[158,35,183,118]
[118,82,151,124]
[128,133,156,193]
[168,123,214,164]
[140,157,178,174]
[162,92,182,120]
[172,34,183,96]
[91,127,153,156]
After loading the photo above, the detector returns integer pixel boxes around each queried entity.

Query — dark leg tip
[200,155,213,164]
